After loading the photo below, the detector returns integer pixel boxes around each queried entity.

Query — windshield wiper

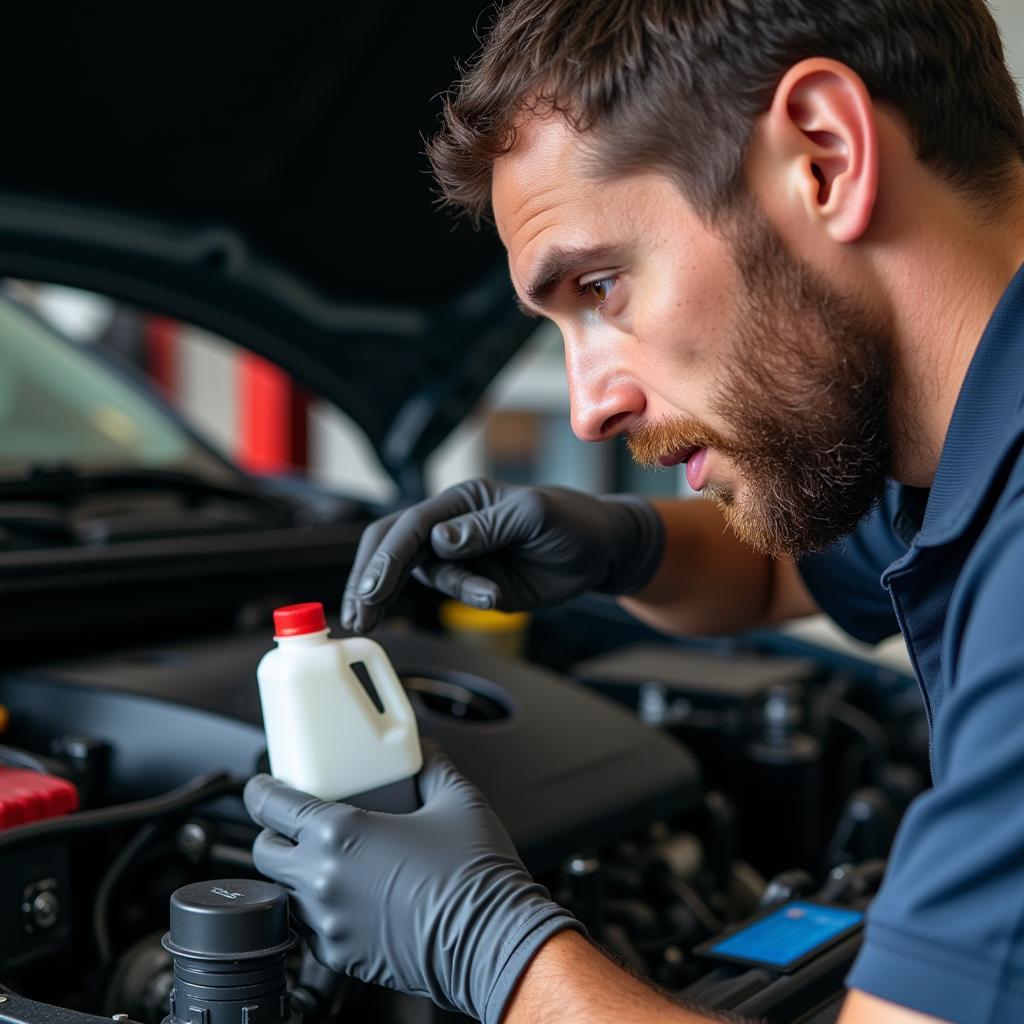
[0,502,76,548]
[0,463,294,513]
[0,465,308,549]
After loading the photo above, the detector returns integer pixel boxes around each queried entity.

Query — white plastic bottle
[256,602,423,809]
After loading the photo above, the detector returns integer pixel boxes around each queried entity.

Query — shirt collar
[914,262,1024,547]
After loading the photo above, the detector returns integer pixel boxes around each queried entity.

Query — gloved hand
[342,478,664,633]
[244,750,583,1023]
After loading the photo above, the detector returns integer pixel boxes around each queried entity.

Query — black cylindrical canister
[161,878,298,1024]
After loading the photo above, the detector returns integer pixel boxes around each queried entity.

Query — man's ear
[755,57,879,243]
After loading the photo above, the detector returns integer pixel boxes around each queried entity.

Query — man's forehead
[492,116,711,314]
[493,116,696,252]
[492,114,591,248]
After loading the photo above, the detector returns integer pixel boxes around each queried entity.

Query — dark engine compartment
[0,607,928,1024]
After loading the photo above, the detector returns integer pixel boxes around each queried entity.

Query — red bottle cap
[273,602,328,637]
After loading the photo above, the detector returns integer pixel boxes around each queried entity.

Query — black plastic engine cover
[0,628,701,871]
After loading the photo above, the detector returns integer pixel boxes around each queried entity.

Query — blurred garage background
[8,1,1024,666]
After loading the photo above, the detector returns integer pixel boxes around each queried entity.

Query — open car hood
[0,4,531,494]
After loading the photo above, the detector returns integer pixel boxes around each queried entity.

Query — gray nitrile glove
[342,478,664,633]
[244,750,583,1023]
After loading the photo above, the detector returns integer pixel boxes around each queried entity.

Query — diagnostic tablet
[695,901,864,973]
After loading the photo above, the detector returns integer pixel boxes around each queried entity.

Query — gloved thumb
[430,498,530,560]
[430,510,490,559]
[244,774,338,841]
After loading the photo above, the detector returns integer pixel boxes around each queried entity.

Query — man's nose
[567,362,646,443]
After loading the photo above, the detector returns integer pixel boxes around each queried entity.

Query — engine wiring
[0,742,72,779]
[93,822,163,966]
[0,770,243,853]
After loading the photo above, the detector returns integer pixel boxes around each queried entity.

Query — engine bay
[0,607,927,1023]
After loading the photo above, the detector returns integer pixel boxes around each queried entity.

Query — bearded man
[244,2,1024,1022]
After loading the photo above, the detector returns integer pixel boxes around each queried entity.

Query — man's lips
[685,447,709,490]
[656,445,701,468]
[656,445,710,490]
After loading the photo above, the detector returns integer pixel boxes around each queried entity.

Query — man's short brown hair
[428,0,1024,224]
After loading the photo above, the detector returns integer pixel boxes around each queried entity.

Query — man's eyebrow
[519,244,622,315]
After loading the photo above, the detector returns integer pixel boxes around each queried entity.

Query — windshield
[0,296,233,480]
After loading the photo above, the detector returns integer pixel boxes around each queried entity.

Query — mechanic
[243,2,1024,1022]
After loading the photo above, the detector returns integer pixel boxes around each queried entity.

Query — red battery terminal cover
[0,768,79,829]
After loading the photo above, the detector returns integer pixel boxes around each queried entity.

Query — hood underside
[0,3,532,490]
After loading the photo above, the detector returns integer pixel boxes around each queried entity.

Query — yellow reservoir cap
[439,600,530,634]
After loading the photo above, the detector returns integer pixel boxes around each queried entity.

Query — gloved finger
[344,573,388,634]
[353,487,485,605]
[416,749,486,808]
[348,598,383,636]
[252,828,299,884]
[411,560,501,609]
[345,513,400,594]
[413,737,453,806]
[429,493,539,560]
[243,774,335,843]
[342,514,402,631]
[342,512,401,629]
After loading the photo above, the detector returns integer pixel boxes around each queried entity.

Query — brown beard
[628,205,892,557]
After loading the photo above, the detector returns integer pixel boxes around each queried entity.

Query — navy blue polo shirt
[798,264,1024,1023]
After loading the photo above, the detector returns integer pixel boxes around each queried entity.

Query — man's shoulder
[999,429,1024,504]
[965,427,1024,554]
[941,443,1024,681]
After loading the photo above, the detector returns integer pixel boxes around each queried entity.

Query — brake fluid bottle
[256,602,423,812]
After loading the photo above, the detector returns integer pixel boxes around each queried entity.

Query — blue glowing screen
[709,902,863,967]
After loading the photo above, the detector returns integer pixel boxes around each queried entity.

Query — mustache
[626,416,732,467]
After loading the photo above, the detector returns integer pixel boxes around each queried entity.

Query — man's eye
[575,277,616,304]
